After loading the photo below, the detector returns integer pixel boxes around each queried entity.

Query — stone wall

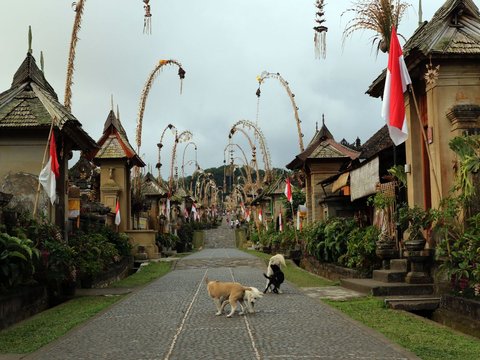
[0,285,48,331]
[80,256,133,289]
[300,255,367,281]
[432,295,480,339]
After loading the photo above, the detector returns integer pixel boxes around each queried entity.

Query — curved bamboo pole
[136,60,185,156]
[228,127,260,184]
[230,119,272,183]
[169,130,192,192]
[156,123,176,181]
[256,71,304,152]
[181,142,197,190]
[224,143,252,185]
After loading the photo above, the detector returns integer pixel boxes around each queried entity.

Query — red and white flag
[279,212,283,232]
[284,178,293,203]
[258,208,263,222]
[191,203,199,221]
[115,198,121,226]
[382,26,412,146]
[39,133,60,205]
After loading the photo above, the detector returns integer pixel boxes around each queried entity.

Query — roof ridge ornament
[28,26,32,54]
[40,51,44,73]
[418,0,423,27]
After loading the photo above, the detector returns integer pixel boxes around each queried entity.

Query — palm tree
[342,0,411,54]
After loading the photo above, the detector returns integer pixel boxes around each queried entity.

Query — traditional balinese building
[319,125,406,245]
[86,109,162,259]
[0,45,97,235]
[367,0,480,218]
[141,172,168,231]
[88,109,145,232]
[286,116,360,223]
[251,175,291,227]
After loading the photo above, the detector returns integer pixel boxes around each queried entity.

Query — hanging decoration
[313,0,328,59]
[143,0,152,34]
[424,57,440,86]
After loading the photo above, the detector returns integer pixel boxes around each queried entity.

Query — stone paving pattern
[25,220,419,360]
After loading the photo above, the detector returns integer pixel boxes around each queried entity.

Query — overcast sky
[0,1,446,177]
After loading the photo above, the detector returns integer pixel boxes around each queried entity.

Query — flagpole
[33,121,55,218]
[408,84,442,201]
[290,202,299,244]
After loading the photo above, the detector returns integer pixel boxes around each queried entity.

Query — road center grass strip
[325,297,480,360]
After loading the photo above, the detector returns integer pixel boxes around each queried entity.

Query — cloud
[0,0,439,175]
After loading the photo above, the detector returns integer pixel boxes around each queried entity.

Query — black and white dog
[263,254,286,294]
[263,264,284,293]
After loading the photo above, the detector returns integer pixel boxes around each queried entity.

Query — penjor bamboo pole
[408,84,443,202]
[33,121,55,218]
[290,201,299,244]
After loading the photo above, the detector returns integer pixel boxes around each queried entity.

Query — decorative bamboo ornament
[313,0,328,59]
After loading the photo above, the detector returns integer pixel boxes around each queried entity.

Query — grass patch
[110,261,172,288]
[243,249,335,287]
[0,296,122,354]
[0,260,173,354]
[325,297,480,360]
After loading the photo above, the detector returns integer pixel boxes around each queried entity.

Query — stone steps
[372,269,406,283]
[384,296,441,311]
[340,278,435,297]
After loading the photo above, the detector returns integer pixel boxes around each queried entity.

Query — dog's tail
[263,273,271,280]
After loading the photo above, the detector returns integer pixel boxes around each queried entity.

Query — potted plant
[397,204,433,251]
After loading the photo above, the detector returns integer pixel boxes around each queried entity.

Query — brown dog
[205,277,263,317]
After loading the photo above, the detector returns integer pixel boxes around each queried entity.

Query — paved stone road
[25,221,419,360]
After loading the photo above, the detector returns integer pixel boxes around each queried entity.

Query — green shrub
[304,221,327,260]
[156,233,180,250]
[0,232,39,290]
[97,227,132,258]
[177,222,194,252]
[304,218,377,271]
[36,237,77,285]
[69,232,120,279]
[339,225,381,274]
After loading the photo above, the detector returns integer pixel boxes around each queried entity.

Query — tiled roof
[368,0,480,97]
[95,135,127,159]
[286,123,359,170]
[92,110,145,167]
[251,174,283,205]
[142,172,167,196]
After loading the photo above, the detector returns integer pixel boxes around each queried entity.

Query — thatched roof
[358,125,394,160]
[368,0,480,97]
[0,52,97,151]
